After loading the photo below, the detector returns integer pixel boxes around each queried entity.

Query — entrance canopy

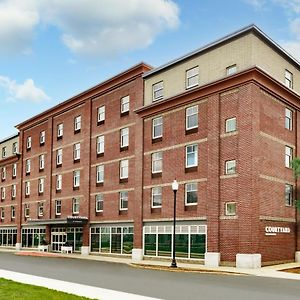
[27,216,88,226]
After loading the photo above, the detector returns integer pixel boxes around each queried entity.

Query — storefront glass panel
[101,234,110,253]
[123,234,133,254]
[175,234,188,258]
[158,234,171,257]
[144,234,156,256]
[190,234,206,259]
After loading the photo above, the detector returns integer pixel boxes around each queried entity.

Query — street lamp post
[171,179,179,268]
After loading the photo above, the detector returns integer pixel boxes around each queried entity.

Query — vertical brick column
[296,110,300,260]
[205,94,221,266]
[46,117,53,220]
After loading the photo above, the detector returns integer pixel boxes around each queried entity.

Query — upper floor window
[151,186,162,208]
[38,202,44,217]
[225,202,236,216]
[72,198,80,214]
[285,70,293,89]
[24,204,30,218]
[121,95,130,114]
[39,154,45,170]
[97,135,104,155]
[186,66,199,89]
[74,115,81,132]
[285,184,293,207]
[95,194,104,212]
[153,81,163,101]
[0,207,4,220]
[57,123,63,138]
[11,184,16,199]
[225,117,237,133]
[26,136,31,150]
[120,127,129,148]
[25,159,31,174]
[25,181,30,196]
[186,144,198,168]
[225,160,236,175]
[285,146,293,168]
[185,182,198,206]
[38,178,44,194]
[119,191,128,210]
[11,206,15,219]
[2,147,6,158]
[285,108,292,130]
[56,148,63,166]
[97,106,105,124]
[56,174,62,191]
[186,105,198,130]
[55,200,61,215]
[12,163,17,178]
[40,131,45,145]
[12,142,18,154]
[1,167,6,180]
[152,152,162,174]
[73,170,80,187]
[96,165,104,183]
[1,187,5,200]
[120,159,129,179]
[73,143,81,161]
[226,64,237,76]
[152,117,163,139]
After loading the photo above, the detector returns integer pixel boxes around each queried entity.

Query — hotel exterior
[0,25,300,268]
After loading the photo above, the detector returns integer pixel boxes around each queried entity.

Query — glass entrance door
[51,232,67,252]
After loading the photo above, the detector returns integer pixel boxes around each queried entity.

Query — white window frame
[38,202,44,217]
[285,146,293,168]
[73,143,81,160]
[0,208,4,220]
[97,106,105,122]
[96,165,104,183]
[56,149,62,166]
[24,204,30,218]
[226,64,237,76]
[285,184,293,207]
[285,108,292,130]
[39,154,45,170]
[225,202,236,216]
[1,187,5,200]
[121,95,130,113]
[40,131,45,144]
[1,147,6,158]
[72,198,80,214]
[11,184,16,198]
[186,105,198,130]
[225,160,236,175]
[25,181,30,196]
[95,194,104,212]
[152,117,163,139]
[56,174,62,191]
[151,152,162,174]
[12,163,17,178]
[285,70,293,89]
[186,66,199,89]
[151,187,162,208]
[12,142,18,154]
[26,137,31,149]
[38,178,44,194]
[73,170,80,187]
[25,159,31,174]
[120,127,129,148]
[2,167,6,180]
[152,81,163,101]
[97,135,104,154]
[120,159,129,179]
[11,206,15,219]
[185,182,198,206]
[55,200,61,215]
[74,115,81,131]
[119,191,128,211]
[57,123,64,138]
[225,117,237,133]
[185,144,198,168]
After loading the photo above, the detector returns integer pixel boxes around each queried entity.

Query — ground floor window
[22,227,46,248]
[51,227,83,252]
[143,225,206,259]
[0,228,17,247]
[90,226,133,255]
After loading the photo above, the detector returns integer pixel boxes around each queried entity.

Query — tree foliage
[290,158,300,210]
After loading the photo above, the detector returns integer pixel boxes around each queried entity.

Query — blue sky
[1,0,300,140]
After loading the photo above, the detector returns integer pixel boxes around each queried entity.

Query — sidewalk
[13,249,300,281]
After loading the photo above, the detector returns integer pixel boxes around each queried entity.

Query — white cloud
[0,0,179,57]
[0,76,50,103]
[243,0,267,9]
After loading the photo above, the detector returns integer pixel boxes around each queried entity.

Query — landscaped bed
[280,267,300,274]
[0,278,93,300]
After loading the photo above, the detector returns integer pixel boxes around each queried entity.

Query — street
[0,252,299,300]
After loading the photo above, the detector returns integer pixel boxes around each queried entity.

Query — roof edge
[0,133,19,144]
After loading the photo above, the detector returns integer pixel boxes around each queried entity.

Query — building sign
[265,226,291,236]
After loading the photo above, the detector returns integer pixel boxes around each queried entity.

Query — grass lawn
[0,278,94,300]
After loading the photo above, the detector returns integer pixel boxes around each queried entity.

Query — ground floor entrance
[51,227,83,252]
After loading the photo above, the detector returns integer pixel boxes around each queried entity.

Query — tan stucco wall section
[0,136,19,158]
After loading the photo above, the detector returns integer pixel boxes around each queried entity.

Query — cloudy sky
[1,0,300,139]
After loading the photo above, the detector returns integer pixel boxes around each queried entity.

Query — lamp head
[172,179,179,191]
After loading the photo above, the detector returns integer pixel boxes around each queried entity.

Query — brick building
[0,25,300,268]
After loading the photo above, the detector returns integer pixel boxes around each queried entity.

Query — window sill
[185,166,197,173]
[97,152,104,158]
[74,159,80,164]
[152,137,162,144]
[96,182,104,187]
[152,172,162,178]
[95,211,103,216]
[120,111,129,117]
[220,173,238,179]
[73,186,80,191]
[119,178,128,184]
[97,120,105,126]
[74,129,81,134]
[185,127,198,135]
[120,146,129,152]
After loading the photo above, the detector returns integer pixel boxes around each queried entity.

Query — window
[225,117,237,133]
[97,135,104,154]
[73,143,81,161]
[12,163,17,178]
[120,127,129,148]
[57,123,63,138]
[152,117,163,139]
[56,174,62,191]
[0,208,4,220]
[40,131,45,145]
[96,165,104,183]
[95,194,103,212]
[1,167,6,180]
[97,106,105,123]
[72,198,80,214]
[39,154,45,170]
[186,66,199,88]
[285,108,292,130]
[153,81,163,101]
[186,105,198,130]
[24,204,30,218]
[38,202,44,217]
[12,142,18,154]
[225,202,236,216]
[120,159,129,179]
[2,147,6,158]
[285,184,293,206]
[73,170,80,187]
[185,183,198,205]
[1,187,5,200]
[186,144,198,168]
[225,160,236,175]
[120,191,128,210]
[25,182,30,196]
[55,200,61,215]
[11,184,16,199]
[38,178,44,194]
[121,95,130,114]
[11,206,15,219]
[285,70,293,89]
[285,146,293,168]
[74,115,81,132]
[26,137,31,150]
[226,64,237,76]
[152,152,162,173]
[56,149,62,166]
[25,159,31,174]
[151,187,162,208]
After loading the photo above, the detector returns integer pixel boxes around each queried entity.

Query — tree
[290,158,300,210]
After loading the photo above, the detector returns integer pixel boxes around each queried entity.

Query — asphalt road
[0,252,299,300]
